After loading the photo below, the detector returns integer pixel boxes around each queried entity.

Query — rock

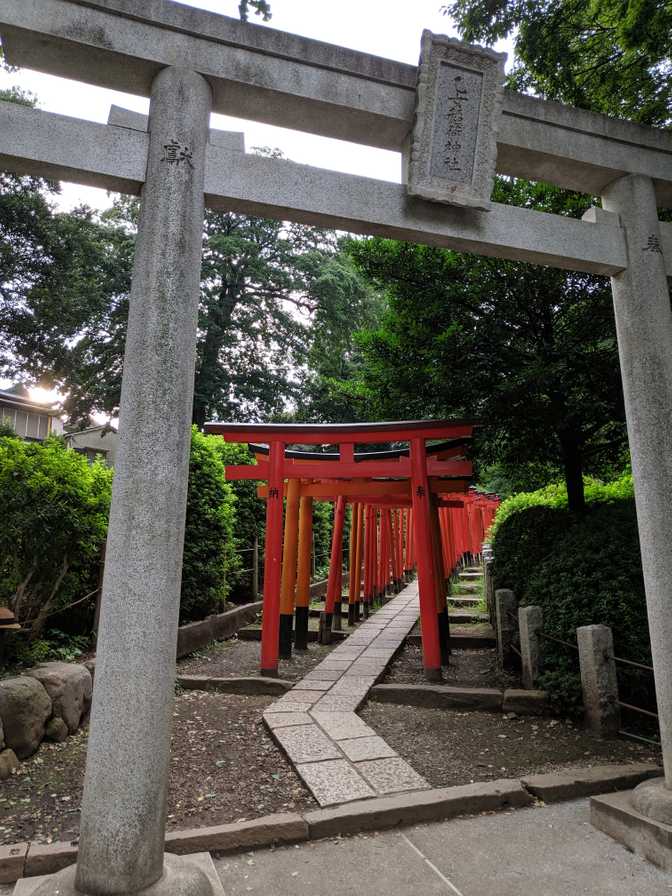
[502,688,548,715]
[0,712,4,751]
[45,717,69,742]
[84,658,96,684]
[27,661,92,733]
[0,676,51,759]
[0,748,19,780]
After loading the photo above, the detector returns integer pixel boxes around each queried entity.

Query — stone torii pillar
[601,174,672,824]
[33,66,219,896]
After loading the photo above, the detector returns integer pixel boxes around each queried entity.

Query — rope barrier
[617,700,659,720]
[538,631,580,652]
[610,655,654,673]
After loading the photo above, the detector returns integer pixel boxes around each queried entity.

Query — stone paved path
[263,583,430,806]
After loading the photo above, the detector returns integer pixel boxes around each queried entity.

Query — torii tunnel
[204,420,499,680]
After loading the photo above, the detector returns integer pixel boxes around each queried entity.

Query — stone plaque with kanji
[407,32,506,210]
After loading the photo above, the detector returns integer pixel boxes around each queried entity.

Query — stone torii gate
[1,0,672,888]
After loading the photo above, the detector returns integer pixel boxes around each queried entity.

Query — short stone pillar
[519,605,543,689]
[577,624,620,737]
[495,589,517,670]
[484,560,495,625]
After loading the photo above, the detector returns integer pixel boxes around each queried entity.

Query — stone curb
[304,778,533,837]
[176,675,293,696]
[0,844,28,885]
[176,601,263,660]
[165,813,308,855]
[369,683,548,715]
[369,683,503,711]
[0,764,663,882]
[521,763,662,803]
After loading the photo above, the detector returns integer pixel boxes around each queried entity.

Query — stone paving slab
[263,711,314,729]
[290,679,333,691]
[267,700,319,714]
[356,758,430,794]
[302,668,343,681]
[296,759,375,806]
[310,712,375,741]
[266,583,423,806]
[312,695,363,712]
[273,724,343,764]
[339,735,398,762]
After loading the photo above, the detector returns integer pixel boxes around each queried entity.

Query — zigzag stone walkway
[263,582,430,806]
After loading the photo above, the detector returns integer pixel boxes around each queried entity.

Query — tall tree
[444,0,672,127]
[340,181,627,512]
[1,188,358,427]
[295,250,384,423]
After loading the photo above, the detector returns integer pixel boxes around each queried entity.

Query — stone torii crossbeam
[2,0,672,888]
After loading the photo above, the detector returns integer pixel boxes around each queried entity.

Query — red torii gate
[205,420,477,680]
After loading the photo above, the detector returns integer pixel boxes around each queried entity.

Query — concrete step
[448,612,489,624]
[448,596,481,606]
[408,622,496,650]
[459,571,483,580]
[238,624,349,643]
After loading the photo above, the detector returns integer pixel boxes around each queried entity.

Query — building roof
[0,387,61,415]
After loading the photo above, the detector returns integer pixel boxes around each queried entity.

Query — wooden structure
[205,420,497,680]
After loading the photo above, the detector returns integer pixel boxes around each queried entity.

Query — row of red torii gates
[205,420,499,681]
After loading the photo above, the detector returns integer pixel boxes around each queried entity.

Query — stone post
[601,174,672,816]
[484,559,495,625]
[495,589,517,670]
[577,625,620,737]
[519,605,543,689]
[72,67,213,896]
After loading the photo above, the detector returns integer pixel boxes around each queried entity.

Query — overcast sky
[0,0,513,212]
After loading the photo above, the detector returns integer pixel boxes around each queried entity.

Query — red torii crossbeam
[205,419,476,680]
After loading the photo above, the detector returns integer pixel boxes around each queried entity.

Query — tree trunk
[30,555,69,640]
[558,428,585,514]
[192,284,239,428]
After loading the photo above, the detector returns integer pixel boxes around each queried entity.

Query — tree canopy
[332,181,628,511]
[444,0,672,128]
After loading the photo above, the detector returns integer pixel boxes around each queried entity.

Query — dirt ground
[178,636,336,681]
[360,702,660,788]
[0,691,316,846]
[383,643,520,689]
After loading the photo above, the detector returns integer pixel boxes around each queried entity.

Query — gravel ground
[360,702,660,788]
[0,691,315,846]
[178,637,337,682]
[383,643,520,689]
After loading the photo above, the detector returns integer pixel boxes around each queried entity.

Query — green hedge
[0,428,245,660]
[491,476,652,716]
[180,428,237,623]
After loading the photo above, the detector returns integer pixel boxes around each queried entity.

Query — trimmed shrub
[491,477,651,716]
[492,504,575,603]
[0,433,112,637]
[180,429,237,622]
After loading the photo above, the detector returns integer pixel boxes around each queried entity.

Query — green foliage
[181,429,238,622]
[341,180,627,511]
[492,504,574,603]
[491,476,650,714]
[444,0,672,128]
[491,470,634,536]
[312,500,334,576]
[238,0,271,22]
[0,433,112,635]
